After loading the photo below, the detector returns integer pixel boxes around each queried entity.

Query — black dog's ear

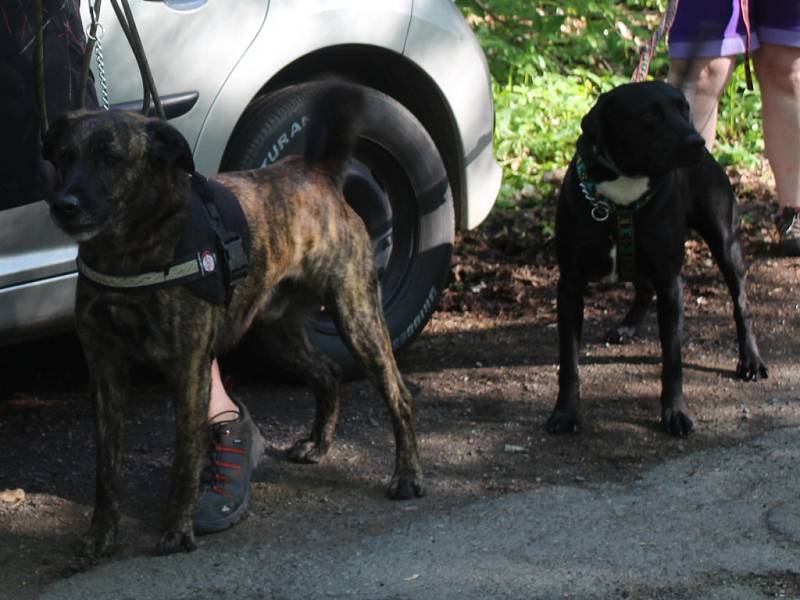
[576,92,609,166]
[42,113,73,163]
[146,119,195,173]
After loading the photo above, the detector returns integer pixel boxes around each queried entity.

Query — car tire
[220,81,455,375]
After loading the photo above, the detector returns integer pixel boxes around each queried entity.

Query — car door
[0,0,270,292]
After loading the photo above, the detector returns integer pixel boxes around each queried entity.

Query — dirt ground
[2,168,800,598]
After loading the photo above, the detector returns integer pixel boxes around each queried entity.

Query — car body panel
[0,0,500,345]
[404,0,501,229]
[192,0,412,175]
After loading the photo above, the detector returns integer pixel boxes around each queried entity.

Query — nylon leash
[631,0,681,82]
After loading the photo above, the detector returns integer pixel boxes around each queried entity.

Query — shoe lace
[200,417,239,495]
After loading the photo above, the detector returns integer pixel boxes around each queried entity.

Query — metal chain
[91,24,110,110]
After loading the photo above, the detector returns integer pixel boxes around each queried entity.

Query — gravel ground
[1,171,799,598]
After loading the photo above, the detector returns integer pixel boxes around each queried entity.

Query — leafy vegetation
[455,0,764,208]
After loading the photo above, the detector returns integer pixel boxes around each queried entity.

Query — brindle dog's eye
[103,152,124,166]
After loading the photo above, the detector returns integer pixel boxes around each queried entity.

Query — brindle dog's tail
[304,81,365,182]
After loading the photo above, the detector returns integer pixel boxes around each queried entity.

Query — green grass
[455,1,764,209]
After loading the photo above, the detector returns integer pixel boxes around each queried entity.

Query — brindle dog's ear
[42,113,73,163]
[576,92,610,167]
[146,119,195,173]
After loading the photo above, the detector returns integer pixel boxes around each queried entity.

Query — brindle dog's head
[577,81,706,178]
[42,110,194,242]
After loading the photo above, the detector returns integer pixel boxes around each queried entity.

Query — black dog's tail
[303,80,365,181]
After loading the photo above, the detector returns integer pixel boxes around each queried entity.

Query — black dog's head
[42,110,195,242]
[577,81,705,178]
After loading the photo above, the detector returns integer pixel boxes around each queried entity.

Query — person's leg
[752,43,800,255]
[753,44,800,209]
[669,56,736,149]
[194,358,265,533]
[208,358,238,423]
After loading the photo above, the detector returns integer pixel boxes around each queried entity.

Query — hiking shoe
[192,400,265,534]
[775,206,800,256]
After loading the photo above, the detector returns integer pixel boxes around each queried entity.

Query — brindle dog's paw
[80,521,118,560]
[388,474,425,500]
[545,409,582,434]
[287,438,328,464]
[661,408,693,437]
[604,326,637,345]
[736,357,768,382]
[157,527,197,555]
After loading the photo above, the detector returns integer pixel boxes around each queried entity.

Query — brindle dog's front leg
[157,352,211,554]
[82,352,130,560]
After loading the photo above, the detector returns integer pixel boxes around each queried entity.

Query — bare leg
[208,358,238,423]
[753,44,800,211]
[669,56,736,149]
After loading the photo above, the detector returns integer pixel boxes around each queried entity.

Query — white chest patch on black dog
[597,176,650,206]
[600,244,619,284]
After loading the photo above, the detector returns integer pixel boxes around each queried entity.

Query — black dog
[546,81,767,437]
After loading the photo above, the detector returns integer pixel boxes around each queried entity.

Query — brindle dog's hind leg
[253,309,343,464]
[327,267,424,500]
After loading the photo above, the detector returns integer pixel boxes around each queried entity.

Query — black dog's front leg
[546,275,585,433]
[157,353,211,554]
[655,276,693,436]
[83,354,130,560]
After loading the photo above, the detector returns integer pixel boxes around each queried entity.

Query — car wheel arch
[222,44,466,230]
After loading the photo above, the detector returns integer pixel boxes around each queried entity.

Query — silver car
[0,0,501,370]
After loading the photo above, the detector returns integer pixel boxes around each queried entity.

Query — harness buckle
[218,234,249,291]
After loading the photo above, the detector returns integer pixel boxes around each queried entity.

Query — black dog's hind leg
[81,350,130,560]
[605,279,655,344]
[546,274,585,433]
[655,276,693,436]
[255,313,343,465]
[690,206,768,381]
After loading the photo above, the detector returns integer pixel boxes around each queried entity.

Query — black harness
[77,173,250,305]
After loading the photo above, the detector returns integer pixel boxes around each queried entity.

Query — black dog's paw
[287,437,328,464]
[157,527,197,555]
[388,473,425,500]
[604,326,637,345]
[545,409,582,434]
[661,408,693,437]
[736,357,769,382]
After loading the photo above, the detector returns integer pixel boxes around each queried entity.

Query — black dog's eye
[641,107,661,123]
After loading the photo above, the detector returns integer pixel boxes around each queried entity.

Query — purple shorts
[669,0,800,58]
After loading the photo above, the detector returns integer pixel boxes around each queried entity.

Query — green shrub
[456,1,764,209]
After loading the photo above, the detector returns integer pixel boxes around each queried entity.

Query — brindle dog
[43,83,424,558]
